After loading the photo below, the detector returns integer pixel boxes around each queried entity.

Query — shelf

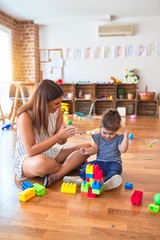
[59,83,158,117]
[137,100,158,117]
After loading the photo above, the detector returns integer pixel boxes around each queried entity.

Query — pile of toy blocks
[81,164,104,198]
[19,181,46,202]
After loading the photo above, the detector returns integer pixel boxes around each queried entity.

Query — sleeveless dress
[14,109,63,181]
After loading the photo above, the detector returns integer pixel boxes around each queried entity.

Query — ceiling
[0,0,160,25]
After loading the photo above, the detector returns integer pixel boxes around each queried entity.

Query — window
[0,25,12,115]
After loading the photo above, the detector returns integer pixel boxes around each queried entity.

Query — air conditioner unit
[98,24,133,37]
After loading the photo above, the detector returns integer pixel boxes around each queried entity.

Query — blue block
[2,123,11,130]
[92,180,103,190]
[125,182,133,189]
[86,173,94,179]
[21,181,34,190]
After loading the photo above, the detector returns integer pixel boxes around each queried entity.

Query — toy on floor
[19,188,36,202]
[81,164,104,198]
[128,133,134,139]
[125,182,133,189]
[148,193,160,213]
[21,181,34,190]
[2,123,11,130]
[19,181,46,201]
[131,190,143,206]
[130,114,136,119]
[61,182,77,194]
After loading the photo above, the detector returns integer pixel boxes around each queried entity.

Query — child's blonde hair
[100,108,121,131]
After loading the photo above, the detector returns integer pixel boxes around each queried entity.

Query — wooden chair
[8,85,29,120]
[0,104,5,123]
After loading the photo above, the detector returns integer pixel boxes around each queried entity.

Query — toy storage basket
[138,86,155,100]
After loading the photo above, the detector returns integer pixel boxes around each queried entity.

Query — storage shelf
[59,83,158,117]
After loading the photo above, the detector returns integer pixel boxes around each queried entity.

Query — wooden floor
[0,115,160,240]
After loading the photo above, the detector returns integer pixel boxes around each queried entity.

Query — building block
[19,188,36,202]
[33,183,46,196]
[81,182,90,193]
[88,188,97,198]
[2,123,11,130]
[92,185,104,195]
[125,182,133,189]
[86,173,94,179]
[81,191,88,197]
[92,180,103,190]
[148,203,160,213]
[21,181,34,191]
[61,182,77,194]
[86,164,94,174]
[67,120,72,125]
[131,190,143,206]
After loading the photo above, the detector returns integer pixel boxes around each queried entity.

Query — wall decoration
[137,44,147,57]
[95,47,104,59]
[40,49,49,62]
[115,45,125,58]
[49,49,63,61]
[66,48,74,60]
[105,46,115,58]
[74,48,84,60]
[148,43,158,56]
[125,45,136,57]
[85,47,95,59]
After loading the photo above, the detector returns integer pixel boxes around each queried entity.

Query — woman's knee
[24,154,61,176]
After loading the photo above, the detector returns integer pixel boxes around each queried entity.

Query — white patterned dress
[14,109,63,180]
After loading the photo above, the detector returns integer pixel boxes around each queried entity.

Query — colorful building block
[125,182,133,189]
[2,123,11,130]
[131,190,143,206]
[148,203,160,213]
[88,188,97,198]
[33,183,46,196]
[61,182,77,194]
[81,182,90,192]
[81,164,104,198]
[21,181,34,191]
[19,188,35,202]
[86,164,94,174]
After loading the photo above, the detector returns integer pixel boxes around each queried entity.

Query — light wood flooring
[0,115,160,240]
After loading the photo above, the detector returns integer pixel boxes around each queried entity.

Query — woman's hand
[57,123,77,141]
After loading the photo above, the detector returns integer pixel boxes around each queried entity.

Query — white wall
[39,17,160,93]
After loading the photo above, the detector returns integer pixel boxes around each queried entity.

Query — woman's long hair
[17,79,64,135]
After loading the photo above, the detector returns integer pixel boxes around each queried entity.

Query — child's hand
[80,147,89,155]
[123,128,129,138]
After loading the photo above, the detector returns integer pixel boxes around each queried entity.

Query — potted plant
[118,88,125,99]
[127,90,135,100]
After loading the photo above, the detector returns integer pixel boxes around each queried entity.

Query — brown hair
[17,79,64,135]
[100,108,121,131]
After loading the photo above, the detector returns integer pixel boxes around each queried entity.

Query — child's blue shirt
[92,132,124,163]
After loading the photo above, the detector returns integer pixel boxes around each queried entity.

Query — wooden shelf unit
[59,83,158,117]
[137,100,158,117]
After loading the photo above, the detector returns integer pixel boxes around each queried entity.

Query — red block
[131,190,143,206]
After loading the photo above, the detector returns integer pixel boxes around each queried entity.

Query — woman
[14,79,91,187]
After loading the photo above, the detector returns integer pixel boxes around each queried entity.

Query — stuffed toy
[125,68,139,84]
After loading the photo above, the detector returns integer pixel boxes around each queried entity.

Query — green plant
[118,88,125,95]
[127,90,135,94]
